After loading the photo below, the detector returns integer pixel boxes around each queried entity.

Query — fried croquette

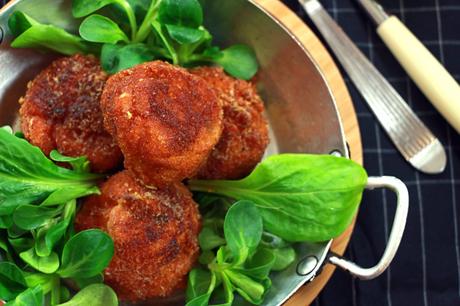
[75,171,201,301]
[19,54,122,172]
[191,67,269,179]
[100,61,223,186]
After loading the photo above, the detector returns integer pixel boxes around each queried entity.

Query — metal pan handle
[328,176,409,280]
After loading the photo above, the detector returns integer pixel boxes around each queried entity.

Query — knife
[356,0,460,135]
[298,0,447,174]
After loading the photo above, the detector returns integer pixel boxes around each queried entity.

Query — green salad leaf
[57,284,118,306]
[58,230,114,278]
[79,14,129,44]
[5,285,43,306]
[186,269,216,306]
[198,227,226,251]
[165,24,204,44]
[8,237,33,254]
[0,262,27,300]
[72,0,121,17]
[9,0,260,79]
[49,151,90,173]
[188,201,274,306]
[225,269,269,305]
[189,154,368,242]
[214,45,259,81]
[158,0,203,28]
[72,274,104,290]
[8,12,88,55]
[224,201,263,265]
[13,205,61,231]
[101,42,155,74]
[7,11,39,37]
[0,127,116,304]
[269,247,296,271]
[19,249,60,274]
[236,248,275,281]
[0,127,102,217]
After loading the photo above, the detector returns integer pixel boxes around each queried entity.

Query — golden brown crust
[191,67,269,179]
[75,171,201,301]
[100,61,223,186]
[19,54,122,173]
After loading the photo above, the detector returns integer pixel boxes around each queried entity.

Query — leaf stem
[188,180,226,194]
[50,277,61,305]
[118,0,137,41]
[152,21,178,65]
[133,0,162,43]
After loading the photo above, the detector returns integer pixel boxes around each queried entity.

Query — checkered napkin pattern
[1,0,459,305]
[282,0,460,305]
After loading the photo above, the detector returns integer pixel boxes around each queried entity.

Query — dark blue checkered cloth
[1,0,459,305]
[282,0,460,305]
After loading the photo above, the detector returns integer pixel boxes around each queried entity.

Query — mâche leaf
[72,0,137,39]
[224,269,268,305]
[49,151,90,173]
[57,284,118,306]
[212,273,234,306]
[198,227,226,251]
[214,45,259,81]
[72,274,104,290]
[7,11,39,37]
[10,0,260,79]
[13,205,61,231]
[0,262,27,301]
[79,14,129,44]
[72,0,121,18]
[189,154,368,242]
[35,218,70,257]
[165,24,204,44]
[0,127,102,211]
[5,285,43,306]
[186,269,216,305]
[10,25,88,55]
[58,230,114,278]
[8,238,33,254]
[101,42,155,73]
[224,201,263,265]
[19,249,60,274]
[269,247,296,271]
[237,248,275,281]
[8,12,88,55]
[158,0,203,28]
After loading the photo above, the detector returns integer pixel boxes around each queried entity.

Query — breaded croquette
[75,171,201,301]
[100,61,223,186]
[19,54,122,172]
[191,67,269,179]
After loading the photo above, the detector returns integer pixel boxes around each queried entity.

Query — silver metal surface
[355,0,389,26]
[329,176,409,279]
[300,0,447,174]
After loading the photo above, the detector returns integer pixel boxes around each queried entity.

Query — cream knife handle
[377,16,460,134]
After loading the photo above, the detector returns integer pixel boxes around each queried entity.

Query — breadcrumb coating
[191,67,269,179]
[19,54,122,172]
[100,61,223,186]
[75,171,201,301]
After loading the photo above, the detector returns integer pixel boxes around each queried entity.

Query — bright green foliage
[0,127,116,305]
[9,0,259,79]
[189,154,368,242]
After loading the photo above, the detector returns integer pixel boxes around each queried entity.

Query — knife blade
[298,0,447,174]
